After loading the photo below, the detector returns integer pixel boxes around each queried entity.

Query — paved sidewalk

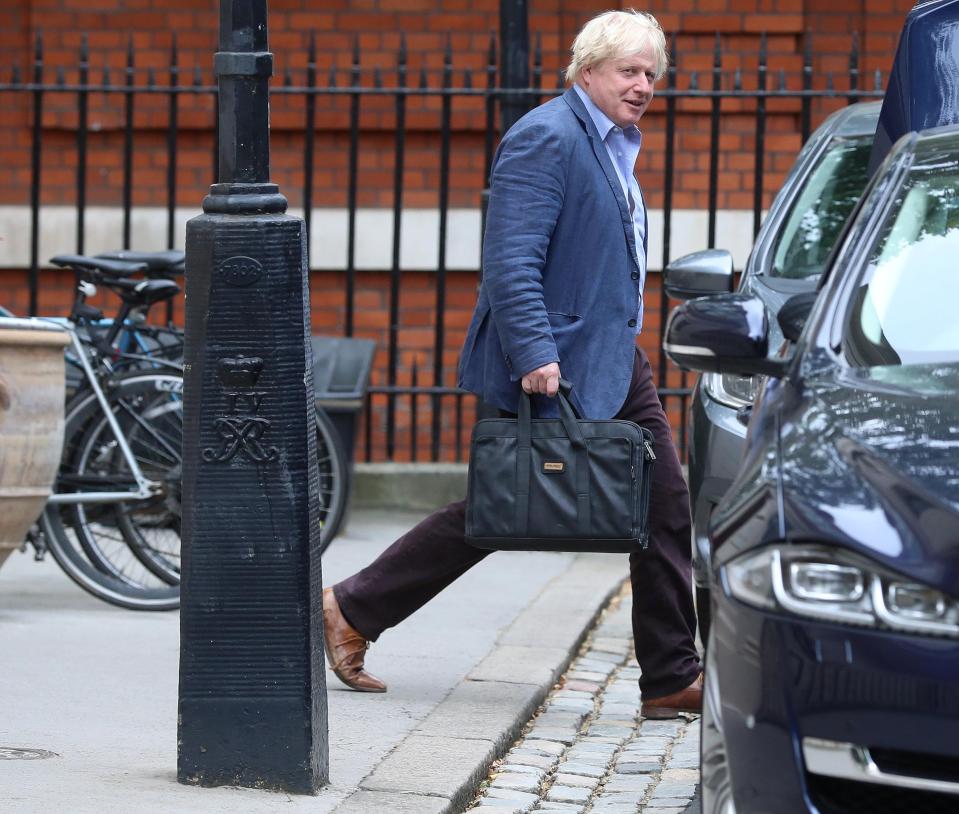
[0,509,626,813]
[466,589,701,814]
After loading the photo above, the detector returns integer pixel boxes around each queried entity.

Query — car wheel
[701,628,736,814]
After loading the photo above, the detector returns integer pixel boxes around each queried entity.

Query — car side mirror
[664,293,788,378]
[663,249,734,300]
[777,291,818,342]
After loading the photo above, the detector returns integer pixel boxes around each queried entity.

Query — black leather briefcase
[465,381,655,553]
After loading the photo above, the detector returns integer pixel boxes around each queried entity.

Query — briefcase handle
[517,379,586,449]
[515,379,591,536]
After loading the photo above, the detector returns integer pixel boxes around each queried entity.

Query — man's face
[580,51,657,129]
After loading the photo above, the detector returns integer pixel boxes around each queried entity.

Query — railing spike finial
[80,32,88,63]
[171,31,178,65]
[374,66,383,88]
[56,65,65,86]
[12,65,21,85]
[850,30,860,70]
[734,67,742,92]
[34,30,43,62]
[147,67,155,86]
[779,68,786,91]
[874,68,882,91]
[463,68,473,88]
[308,30,316,64]
[487,31,497,66]
[193,65,202,86]
[102,66,110,85]
[804,28,813,66]
[398,32,407,67]
[352,33,360,66]
[826,72,834,91]
[442,35,452,86]
[534,31,542,67]
[284,66,293,87]
[127,34,134,68]
[420,67,428,89]
[713,31,721,68]
[689,70,698,91]
[328,65,337,87]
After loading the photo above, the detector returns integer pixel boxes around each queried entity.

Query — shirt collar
[573,83,643,146]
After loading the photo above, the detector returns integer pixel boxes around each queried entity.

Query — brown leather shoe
[641,672,703,719]
[322,587,387,693]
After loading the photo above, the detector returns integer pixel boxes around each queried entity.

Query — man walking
[323,9,702,718]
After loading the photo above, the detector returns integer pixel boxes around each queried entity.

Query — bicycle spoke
[116,397,181,461]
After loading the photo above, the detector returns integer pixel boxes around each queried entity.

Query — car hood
[778,362,959,596]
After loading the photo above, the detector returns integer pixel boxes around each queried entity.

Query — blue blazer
[457,87,647,419]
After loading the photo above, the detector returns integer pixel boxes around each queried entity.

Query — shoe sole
[327,666,388,693]
[641,706,700,719]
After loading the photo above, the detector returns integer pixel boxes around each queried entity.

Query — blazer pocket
[546,310,581,322]
[546,311,582,344]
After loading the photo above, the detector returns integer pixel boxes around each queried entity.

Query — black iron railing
[0,31,884,462]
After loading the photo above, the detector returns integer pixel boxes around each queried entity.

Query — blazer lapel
[562,88,642,271]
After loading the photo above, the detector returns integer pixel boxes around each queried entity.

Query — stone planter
[0,318,69,570]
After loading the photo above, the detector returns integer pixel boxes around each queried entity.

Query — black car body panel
[685,102,881,590]
[869,0,959,172]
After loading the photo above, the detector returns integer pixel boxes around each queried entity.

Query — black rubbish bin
[310,335,376,470]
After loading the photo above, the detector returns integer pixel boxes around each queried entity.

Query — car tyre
[701,627,736,814]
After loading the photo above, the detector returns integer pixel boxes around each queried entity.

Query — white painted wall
[0,205,764,272]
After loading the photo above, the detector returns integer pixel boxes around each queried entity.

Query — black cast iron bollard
[178,0,328,794]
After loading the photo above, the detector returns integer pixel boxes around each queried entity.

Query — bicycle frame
[45,322,166,506]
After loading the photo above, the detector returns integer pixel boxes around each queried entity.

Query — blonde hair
[566,10,668,83]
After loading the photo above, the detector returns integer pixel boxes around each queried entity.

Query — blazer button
[631,272,639,280]
[628,318,637,327]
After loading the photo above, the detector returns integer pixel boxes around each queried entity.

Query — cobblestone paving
[465,588,700,814]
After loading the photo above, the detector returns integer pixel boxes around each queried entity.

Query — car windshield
[843,132,959,367]
[770,135,873,280]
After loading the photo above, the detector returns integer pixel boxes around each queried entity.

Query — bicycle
[17,252,348,610]
[25,255,186,609]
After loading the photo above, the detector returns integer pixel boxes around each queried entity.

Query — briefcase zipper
[644,440,656,461]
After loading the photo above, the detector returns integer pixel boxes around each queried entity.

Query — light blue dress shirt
[573,83,647,331]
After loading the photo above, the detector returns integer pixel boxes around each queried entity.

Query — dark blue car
[663,2,959,811]
[671,120,959,814]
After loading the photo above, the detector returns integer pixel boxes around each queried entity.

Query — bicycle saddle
[96,250,185,277]
[50,254,147,277]
[101,276,180,306]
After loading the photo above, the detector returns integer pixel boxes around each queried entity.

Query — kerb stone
[360,734,496,806]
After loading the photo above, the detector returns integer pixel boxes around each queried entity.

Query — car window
[770,135,873,280]
[843,137,959,367]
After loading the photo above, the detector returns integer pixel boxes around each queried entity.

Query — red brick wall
[1,0,915,210]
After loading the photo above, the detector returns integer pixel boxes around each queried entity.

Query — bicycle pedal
[24,526,47,561]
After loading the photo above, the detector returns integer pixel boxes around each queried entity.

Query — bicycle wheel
[316,406,348,553]
[75,375,182,583]
[41,371,183,611]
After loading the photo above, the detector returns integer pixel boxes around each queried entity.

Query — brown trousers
[335,347,701,698]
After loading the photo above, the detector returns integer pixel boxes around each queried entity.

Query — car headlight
[723,544,959,638]
[702,372,760,410]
